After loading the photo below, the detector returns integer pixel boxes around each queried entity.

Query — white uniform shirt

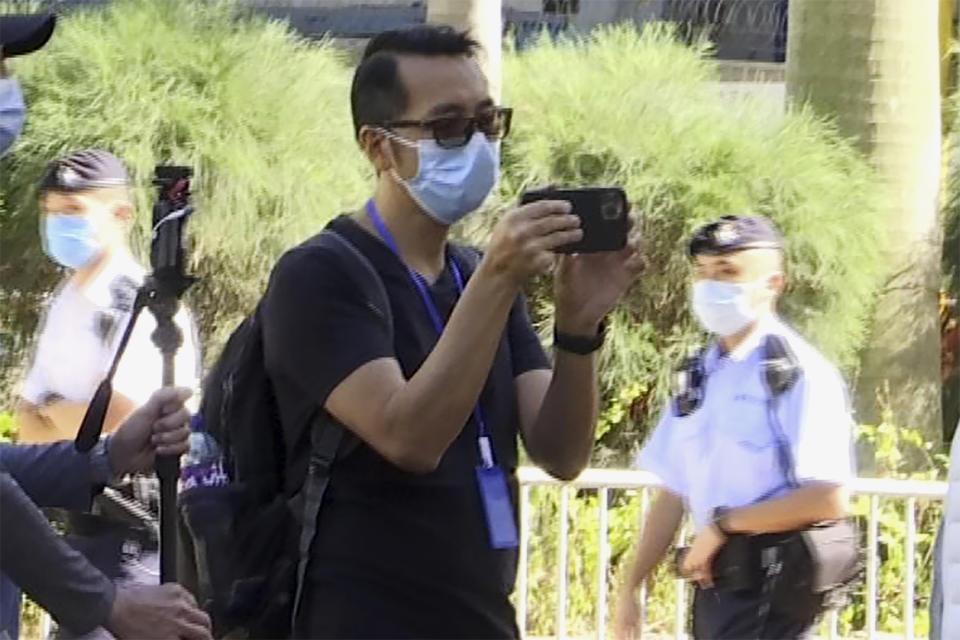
[638,315,854,530]
[20,252,200,409]
[939,422,960,639]
[0,77,25,157]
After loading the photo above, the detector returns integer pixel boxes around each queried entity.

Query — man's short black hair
[350,25,480,139]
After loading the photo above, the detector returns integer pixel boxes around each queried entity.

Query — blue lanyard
[365,199,496,468]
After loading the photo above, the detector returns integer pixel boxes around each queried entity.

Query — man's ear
[770,272,786,295]
[111,200,134,223]
[358,126,397,175]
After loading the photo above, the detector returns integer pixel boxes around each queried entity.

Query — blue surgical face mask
[42,214,103,269]
[692,278,771,337]
[0,78,26,157]
[388,131,500,225]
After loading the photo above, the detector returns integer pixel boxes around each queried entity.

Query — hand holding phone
[519,186,629,254]
[483,199,582,283]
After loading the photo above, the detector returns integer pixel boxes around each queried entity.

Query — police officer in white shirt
[16,149,199,442]
[0,55,25,158]
[13,149,200,639]
[614,216,855,640]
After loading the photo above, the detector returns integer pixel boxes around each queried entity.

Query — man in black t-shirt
[263,25,644,639]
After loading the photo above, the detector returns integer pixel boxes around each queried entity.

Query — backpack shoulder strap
[291,418,342,631]
[304,229,394,332]
[672,346,708,418]
[290,228,392,632]
[761,334,803,489]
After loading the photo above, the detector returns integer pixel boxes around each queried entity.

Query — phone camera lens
[600,195,622,221]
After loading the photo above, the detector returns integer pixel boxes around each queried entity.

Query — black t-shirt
[262,216,550,639]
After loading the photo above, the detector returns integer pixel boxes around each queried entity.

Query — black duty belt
[711,531,796,591]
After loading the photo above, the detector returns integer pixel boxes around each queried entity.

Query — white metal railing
[515,467,948,640]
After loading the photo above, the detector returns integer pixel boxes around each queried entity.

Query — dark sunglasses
[380,107,513,149]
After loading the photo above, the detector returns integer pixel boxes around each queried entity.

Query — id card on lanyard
[365,199,519,550]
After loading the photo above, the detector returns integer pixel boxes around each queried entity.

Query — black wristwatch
[554,319,606,355]
[711,506,733,536]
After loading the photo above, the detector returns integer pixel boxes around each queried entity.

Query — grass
[0,3,917,636]
[0,0,371,407]
[492,24,887,460]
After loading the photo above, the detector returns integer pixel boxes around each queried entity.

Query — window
[543,0,580,14]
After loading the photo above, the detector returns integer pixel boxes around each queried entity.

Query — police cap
[688,215,783,257]
[40,149,129,193]
[0,14,56,58]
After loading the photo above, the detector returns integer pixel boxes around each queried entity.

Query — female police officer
[614,216,855,639]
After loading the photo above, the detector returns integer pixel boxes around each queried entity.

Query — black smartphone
[519,186,629,254]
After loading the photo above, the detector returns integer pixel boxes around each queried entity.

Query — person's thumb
[149,387,193,414]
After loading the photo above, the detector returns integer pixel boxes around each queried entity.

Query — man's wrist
[711,506,734,536]
[474,257,523,294]
[554,318,606,355]
[620,574,642,597]
[91,436,120,486]
[555,318,601,336]
[554,306,603,336]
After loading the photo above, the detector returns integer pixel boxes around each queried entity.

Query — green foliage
[521,415,946,638]
[0,411,15,443]
[0,2,45,13]
[945,44,960,301]
[0,8,886,453]
[946,194,960,299]
[518,486,690,638]
[0,0,370,399]
[486,24,887,462]
[0,10,886,443]
[832,403,948,638]
[0,8,933,634]
[18,600,44,640]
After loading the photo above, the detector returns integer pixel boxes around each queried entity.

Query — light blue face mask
[692,278,766,337]
[389,131,500,226]
[0,78,26,157]
[42,214,103,269]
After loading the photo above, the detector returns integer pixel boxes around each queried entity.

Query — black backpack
[177,229,392,639]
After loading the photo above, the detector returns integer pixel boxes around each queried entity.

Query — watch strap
[554,319,606,355]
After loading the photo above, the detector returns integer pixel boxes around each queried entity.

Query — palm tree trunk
[426,0,503,101]
[786,0,943,442]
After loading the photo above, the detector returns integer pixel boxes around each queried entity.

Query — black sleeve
[452,244,550,378]
[0,473,115,635]
[508,293,551,377]
[262,244,394,410]
[0,442,94,510]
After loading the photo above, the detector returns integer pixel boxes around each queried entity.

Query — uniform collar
[72,251,144,308]
[705,313,781,369]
